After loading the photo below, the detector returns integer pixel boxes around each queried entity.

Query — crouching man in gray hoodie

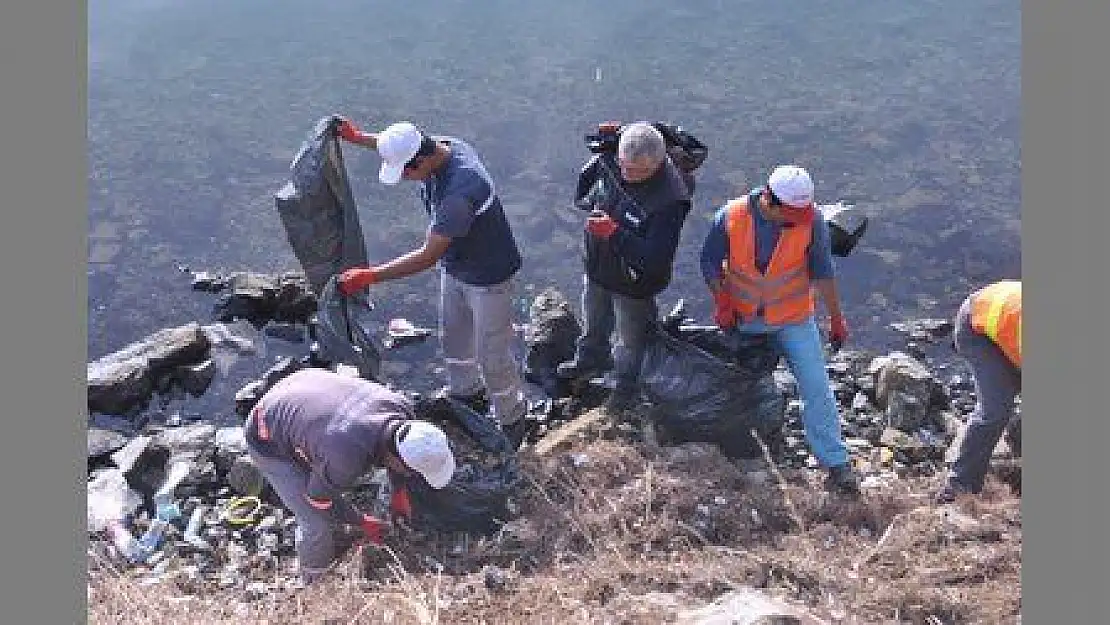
[244,367,456,583]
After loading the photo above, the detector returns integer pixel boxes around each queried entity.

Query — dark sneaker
[555,358,611,381]
[826,464,862,496]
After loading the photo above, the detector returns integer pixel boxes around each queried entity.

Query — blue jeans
[729,316,849,468]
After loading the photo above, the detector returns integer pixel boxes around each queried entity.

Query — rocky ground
[86,276,1022,624]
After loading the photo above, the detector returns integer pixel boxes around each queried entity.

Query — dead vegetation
[88,408,1021,624]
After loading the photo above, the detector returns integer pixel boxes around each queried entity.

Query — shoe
[826,464,861,496]
[502,419,529,451]
[555,358,610,381]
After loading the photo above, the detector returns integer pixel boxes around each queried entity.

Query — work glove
[712,290,737,330]
[829,314,849,352]
[585,212,618,240]
[335,118,364,143]
[358,514,386,545]
[390,486,413,521]
[338,267,379,296]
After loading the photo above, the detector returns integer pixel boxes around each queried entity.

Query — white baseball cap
[767,165,815,208]
[395,420,456,489]
[376,122,424,185]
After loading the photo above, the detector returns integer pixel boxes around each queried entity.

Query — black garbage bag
[640,325,786,460]
[274,115,369,294]
[273,115,384,381]
[406,394,521,534]
[311,275,385,382]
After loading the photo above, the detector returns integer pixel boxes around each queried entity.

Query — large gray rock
[88,428,129,462]
[870,352,949,431]
[87,323,211,415]
[522,288,582,398]
[87,469,143,532]
[210,272,317,327]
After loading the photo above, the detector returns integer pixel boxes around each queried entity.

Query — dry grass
[88,410,1022,624]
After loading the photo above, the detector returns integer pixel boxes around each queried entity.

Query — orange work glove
[338,267,380,295]
[335,118,365,143]
[585,213,619,240]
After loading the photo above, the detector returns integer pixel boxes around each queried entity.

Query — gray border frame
[1,1,88,622]
[2,1,1108,622]
[1023,2,1110,623]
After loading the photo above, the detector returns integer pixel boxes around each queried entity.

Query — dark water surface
[88,0,1020,418]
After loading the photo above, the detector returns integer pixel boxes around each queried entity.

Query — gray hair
[617,122,667,165]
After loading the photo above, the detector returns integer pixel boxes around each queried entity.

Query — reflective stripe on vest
[721,197,815,325]
[970,280,1022,368]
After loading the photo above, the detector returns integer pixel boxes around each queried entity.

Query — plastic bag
[406,395,521,534]
[311,275,384,382]
[639,326,786,459]
[273,115,369,294]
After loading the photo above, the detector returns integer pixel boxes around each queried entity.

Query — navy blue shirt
[700,189,836,286]
[421,137,522,286]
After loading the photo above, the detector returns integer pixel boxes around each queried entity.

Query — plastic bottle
[134,518,171,562]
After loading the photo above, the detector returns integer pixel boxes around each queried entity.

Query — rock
[884,391,931,432]
[871,352,949,425]
[174,359,217,397]
[522,288,582,398]
[678,588,830,624]
[87,323,211,415]
[190,271,228,292]
[88,428,129,462]
[87,469,144,532]
[154,424,217,453]
[211,272,316,327]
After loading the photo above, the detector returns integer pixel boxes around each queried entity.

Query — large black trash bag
[274,115,369,294]
[640,320,787,460]
[406,394,521,534]
[273,115,384,381]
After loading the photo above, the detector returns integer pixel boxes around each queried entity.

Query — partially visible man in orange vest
[700,165,860,495]
[937,280,1022,503]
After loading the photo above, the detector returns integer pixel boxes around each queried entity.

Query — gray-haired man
[557,122,693,414]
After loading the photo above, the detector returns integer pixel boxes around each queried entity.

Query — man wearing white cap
[700,165,860,495]
[332,118,530,450]
[244,367,456,583]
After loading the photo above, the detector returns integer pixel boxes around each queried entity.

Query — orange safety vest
[969,280,1022,368]
[720,196,816,325]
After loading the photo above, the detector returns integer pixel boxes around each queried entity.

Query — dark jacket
[244,368,412,525]
[577,154,692,298]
